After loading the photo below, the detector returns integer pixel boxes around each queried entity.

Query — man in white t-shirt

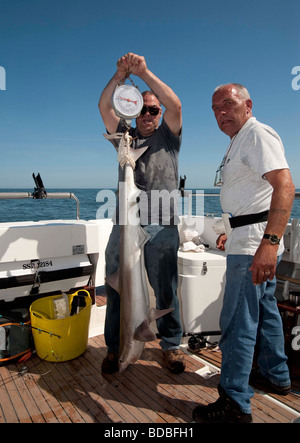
[193,83,295,423]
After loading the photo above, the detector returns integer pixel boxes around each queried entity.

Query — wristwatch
[263,234,281,245]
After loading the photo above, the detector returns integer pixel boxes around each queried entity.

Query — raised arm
[140,67,182,137]
[126,53,182,136]
[98,60,128,134]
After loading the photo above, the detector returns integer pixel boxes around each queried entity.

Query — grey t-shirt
[108,118,182,225]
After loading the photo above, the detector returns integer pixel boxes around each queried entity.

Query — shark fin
[106,271,119,293]
[138,226,151,248]
[134,319,157,342]
[149,307,175,322]
[128,146,149,162]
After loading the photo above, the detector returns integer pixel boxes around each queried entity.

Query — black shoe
[101,352,119,374]
[249,368,291,395]
[192,385,253,423]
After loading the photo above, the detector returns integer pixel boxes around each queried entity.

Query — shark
[105,131,173,373]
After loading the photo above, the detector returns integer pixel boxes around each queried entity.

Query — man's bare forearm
[264,175,295,240]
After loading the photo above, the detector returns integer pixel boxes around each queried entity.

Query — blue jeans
[219,254,291,414]
[104,224,183,353]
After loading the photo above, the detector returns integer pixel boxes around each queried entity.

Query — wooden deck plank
[91,340,173,422]
[29,358,73,423]
[67,357,114,423]
[77,336,145,423]
[188,345,300,423]
[0,368,33,423]
[142,345,219,409]
[48,359,98,423]
[0,336,299,423]
[0,363,47,423]
[103,360,173,423]
[125,361,189,422]
[252,394,296,423]
[86,337,156,423]
[0,367,23,423]
[8,366,51,423]
[26,356,91,423]
[73,351,145,423]
[19,361,59,423]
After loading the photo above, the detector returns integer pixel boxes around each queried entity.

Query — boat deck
[0,334,299,424]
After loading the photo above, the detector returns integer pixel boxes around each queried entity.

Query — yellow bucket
[30,290,92,362]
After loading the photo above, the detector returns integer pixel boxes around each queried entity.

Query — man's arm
[250,168,295,285]
[98,61,128,134]
[99,53,182,136]
[115,53,182,136]
[139,68,182,137]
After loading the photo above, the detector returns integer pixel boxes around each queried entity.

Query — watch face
[112,84,143,119]
[263,234,280,245]
[270,235,280,245]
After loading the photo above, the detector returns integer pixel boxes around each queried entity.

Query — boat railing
[181,191,222,218]
[0,192,80,220]
[0,189,298,224]
[182,191,300,218]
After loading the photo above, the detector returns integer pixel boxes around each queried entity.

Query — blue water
[0,188,300,223]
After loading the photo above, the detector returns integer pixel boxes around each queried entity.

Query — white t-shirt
[220,117,289,256]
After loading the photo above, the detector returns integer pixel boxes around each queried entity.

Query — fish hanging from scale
[104,131,174,373]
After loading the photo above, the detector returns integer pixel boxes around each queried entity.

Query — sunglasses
[140,106,161,116]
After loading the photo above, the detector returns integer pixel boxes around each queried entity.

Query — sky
[0,0,299,190]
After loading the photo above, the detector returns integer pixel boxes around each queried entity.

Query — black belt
[229,210,269,229]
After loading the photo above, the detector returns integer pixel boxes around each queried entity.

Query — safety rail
[181,191,222,218]
[0,192,80,220]
[182,191,300,218]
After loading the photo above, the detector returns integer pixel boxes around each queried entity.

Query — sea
[0,188,300,223]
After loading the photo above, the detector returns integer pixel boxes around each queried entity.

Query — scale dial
[112,84,143,120]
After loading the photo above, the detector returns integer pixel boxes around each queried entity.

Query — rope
[104,131,136,170]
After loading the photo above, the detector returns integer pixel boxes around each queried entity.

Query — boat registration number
[22,260,53,270]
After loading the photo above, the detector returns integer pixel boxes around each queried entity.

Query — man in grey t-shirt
[108,116,181,226]
[98,52,185,374]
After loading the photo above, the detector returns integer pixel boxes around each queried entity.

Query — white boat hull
[1,216,299,339]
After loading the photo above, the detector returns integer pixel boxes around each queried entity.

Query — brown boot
[163,349,186,374]
[101,352,119,374]
[249,368,291,395]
